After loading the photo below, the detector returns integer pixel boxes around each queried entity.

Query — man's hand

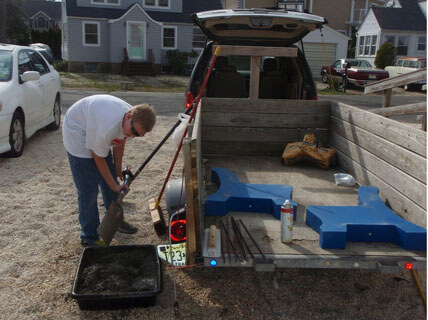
[112,182,129,195]
[116,167,124,181]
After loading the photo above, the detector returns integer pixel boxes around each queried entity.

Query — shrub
[327,76,343,91]
[166,50,198,75]
[53,60,68,72]
[374,42,396,69]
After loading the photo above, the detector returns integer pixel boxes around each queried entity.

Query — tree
[374,42,396,69]
[0,0,6,42]
[6,0,30,45]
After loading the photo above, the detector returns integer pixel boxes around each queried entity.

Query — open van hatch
[192,9,326,45]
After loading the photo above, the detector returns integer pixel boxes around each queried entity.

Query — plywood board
[330,116,426,183]
[201,97,330,114]
[202,112,330,128]
[330,132,426,209]
[203,156,425,256]
[202,127,329,143]
[213,45,298,57]
[331,102,426,157]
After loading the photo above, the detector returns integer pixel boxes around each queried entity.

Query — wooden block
[148,198,166,236]
[209,225,217,248]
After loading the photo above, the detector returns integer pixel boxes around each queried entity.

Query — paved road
[62,90,186,116]
[62,89,426,116]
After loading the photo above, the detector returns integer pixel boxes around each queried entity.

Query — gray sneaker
[118,220,138,234]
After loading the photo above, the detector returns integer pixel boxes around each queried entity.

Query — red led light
[170,219,187,242]
[185,91,194,109]
[405,262,413,270]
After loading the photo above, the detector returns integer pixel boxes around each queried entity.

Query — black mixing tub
[71,245,163,310]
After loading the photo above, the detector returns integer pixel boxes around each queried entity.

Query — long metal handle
[154,46,222,209]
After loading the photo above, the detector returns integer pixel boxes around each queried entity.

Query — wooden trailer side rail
[330,102,427,227]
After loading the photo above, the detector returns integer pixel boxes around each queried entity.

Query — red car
[320,59,389,88]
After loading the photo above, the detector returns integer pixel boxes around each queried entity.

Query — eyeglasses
[130,118,140,137]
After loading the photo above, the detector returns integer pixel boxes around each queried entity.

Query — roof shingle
[65,0,222,23]
[372,0,426,31]
[22,0,61,20]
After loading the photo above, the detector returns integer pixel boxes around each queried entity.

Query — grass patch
[60,72,188,92]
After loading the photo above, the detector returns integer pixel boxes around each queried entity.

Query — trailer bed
[203,155,425,270]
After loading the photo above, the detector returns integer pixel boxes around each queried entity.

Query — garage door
[300,42,337,80]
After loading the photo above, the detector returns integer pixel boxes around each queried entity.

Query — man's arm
[113,141,126,180]
[92,151,127,194]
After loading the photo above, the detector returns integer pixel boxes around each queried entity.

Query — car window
[397,60,404,67]
[419,60,426,68]
[28,50,49,75]
[0,51,12,81]
[332,60,341,68]
[361,61,372,67]
[408,60,418,68]
[18,51,32,75]
[403,60,411,67]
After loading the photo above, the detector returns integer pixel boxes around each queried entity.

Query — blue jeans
[67,151,118,243]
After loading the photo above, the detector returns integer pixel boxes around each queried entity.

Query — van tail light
[312,96,318,100]
[185,91,194,109]
[170,219,187,242]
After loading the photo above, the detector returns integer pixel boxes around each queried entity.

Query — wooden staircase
[122,48,156,76]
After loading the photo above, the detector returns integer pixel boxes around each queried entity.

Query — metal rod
[219,221,226,264]
[231,216,254,261]
[227,218,240,262]
[219,219,230,264]
[230,217,248,261]
[239,219,267,261]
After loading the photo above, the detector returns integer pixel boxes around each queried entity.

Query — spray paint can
[281,199,293,243]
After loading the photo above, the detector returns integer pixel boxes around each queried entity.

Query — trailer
[179,97,426,273]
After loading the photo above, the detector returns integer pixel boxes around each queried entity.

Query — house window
[91,0,119,4]
[397,36,408,55]
[370,35,377,55]
[162,27,176,49]
[417,36,426,51]
[145,0,169,7]
[384,35,395,45]
[36,17,47,28]
[193,27,206,49]
[83,22,100,46]
[364,36,370,55]
[358,36,365,55]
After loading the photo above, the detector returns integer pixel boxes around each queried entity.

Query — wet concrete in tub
[77,249,158,294]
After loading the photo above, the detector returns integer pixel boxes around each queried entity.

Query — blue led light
[210,259,217,267]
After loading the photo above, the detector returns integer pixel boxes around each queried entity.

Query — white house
[356,0,426,65]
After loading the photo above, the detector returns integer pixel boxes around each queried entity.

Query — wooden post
[383,88,392,108]
[422,113,427,132]
[183,138,196,264]
[250,56,261,99]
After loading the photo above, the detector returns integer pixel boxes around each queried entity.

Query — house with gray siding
[22,0,62,30]
[356,0,426,65]
[62,0,222,73]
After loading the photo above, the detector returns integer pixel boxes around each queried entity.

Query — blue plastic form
[204,168,296,220]
[306,186,426,250]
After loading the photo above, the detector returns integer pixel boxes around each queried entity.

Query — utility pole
[0,0,7,42]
